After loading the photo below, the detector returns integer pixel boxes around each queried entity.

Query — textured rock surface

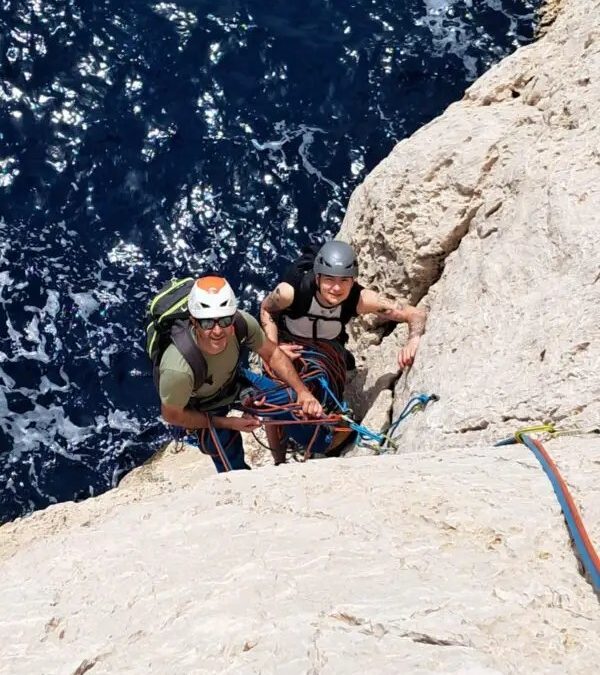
[536,0,566,36]
[1,446,599,674]
[340,0,600,453]
[343,388,392,457]
[2,1,600,672]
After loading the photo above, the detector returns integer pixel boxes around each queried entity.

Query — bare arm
[257,339,323,417]
[356,289,427,368]
[259,282,295,343]
[357,289,426,336]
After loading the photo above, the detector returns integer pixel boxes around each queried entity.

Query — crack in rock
[73,659,98,675]
[399,631,472,648]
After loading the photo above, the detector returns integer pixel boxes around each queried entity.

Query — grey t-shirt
[159,311,265,410]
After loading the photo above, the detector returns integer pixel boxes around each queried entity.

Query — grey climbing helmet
[313,241,359,278]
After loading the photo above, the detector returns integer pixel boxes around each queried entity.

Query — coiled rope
[238,338,349,459]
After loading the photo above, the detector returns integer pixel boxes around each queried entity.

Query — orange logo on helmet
[195,276,227,293]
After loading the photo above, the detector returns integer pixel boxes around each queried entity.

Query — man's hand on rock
[398,336,420,369]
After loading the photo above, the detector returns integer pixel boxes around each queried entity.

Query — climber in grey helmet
[314,240,359,278]
[260,239,427,370]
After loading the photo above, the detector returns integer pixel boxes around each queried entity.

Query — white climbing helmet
[188,276,238,319]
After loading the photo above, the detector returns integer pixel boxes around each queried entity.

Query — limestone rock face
[1,445,599,674]
[340,0,600,452]
[343,388,392,457]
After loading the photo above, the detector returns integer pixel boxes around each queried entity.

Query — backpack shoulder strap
[170,320,207,390]
[340,281,364,324]
[233,311,248,345]
[285,271,315,319]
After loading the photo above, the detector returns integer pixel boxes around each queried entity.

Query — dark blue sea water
[0,0,539,522]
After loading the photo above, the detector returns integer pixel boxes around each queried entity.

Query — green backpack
[145,277,248,392]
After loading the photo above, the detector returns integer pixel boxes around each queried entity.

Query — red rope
[303,424,321,461]
[197,419,233,472]
[530,438,600,582]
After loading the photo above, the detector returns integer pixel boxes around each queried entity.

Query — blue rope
[520,434,600,591]
[388,393,439,438]
[318,376,349,414]
[340,415,385,444]
[495,436,518,446]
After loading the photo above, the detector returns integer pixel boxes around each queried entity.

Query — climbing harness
[495,428,600,592]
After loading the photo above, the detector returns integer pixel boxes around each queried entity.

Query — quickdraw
[496,422,600,446]
[377,393,439,453]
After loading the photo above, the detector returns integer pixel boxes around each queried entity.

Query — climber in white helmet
[155,276,323,472]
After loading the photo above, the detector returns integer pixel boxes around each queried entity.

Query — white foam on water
[69,292,100,322]
[0,363,16,389]
[39,371,69,394]
[100,343,119,369]
[2,403,93,462]
[0,158,20,188]
[107,409,141,434]
[5,315,50,364]
[252,122,339,191]
[0,270,13,303]
[415,0,536,80]
[23,315,41,345]
[298,129,339,191]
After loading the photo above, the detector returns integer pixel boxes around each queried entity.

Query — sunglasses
[196,315,235,331]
